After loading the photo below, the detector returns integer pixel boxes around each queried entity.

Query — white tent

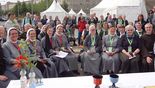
[68,9,76,16]
[90,0,148,22]
[40,0,68,22]
[77,9,87,16]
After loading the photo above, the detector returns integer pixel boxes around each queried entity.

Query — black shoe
[73,43,77,46]
[59,71,75,77]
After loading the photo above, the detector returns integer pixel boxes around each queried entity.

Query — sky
[0,0,30,5]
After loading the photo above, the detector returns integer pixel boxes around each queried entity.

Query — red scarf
[12,43,21,54]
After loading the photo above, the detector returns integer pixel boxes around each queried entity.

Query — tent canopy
[68,9,76,16]
[77,9,86,16]
[90,0,147,22]
[40,0,68,22]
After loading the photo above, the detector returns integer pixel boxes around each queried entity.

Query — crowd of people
[0,6,155,88]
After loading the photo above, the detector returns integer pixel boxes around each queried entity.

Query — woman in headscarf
[26,28,58,78]
[41,24,70,76]
[118,25,141,73]
[101,26,120,74]
[2,27,43,79]
[54,24,79,74]
[2,27,25,79]
[80,24,102,75]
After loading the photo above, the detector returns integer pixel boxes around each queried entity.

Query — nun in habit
[26,28,58,78]
[41,24,70,76]
[101,26,120,73]
[80,24,102,75]
[2,27,43,79]
[54,24,79,73]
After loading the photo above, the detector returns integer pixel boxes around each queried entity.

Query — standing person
[135,14,146,30]
[35,22,42,40]
[26,28,58,78]
[96,23,104,40]
[41,15,48,25]
[80,24,102,75]
[101,26,120,74]
[141,23,155,72]
[47,16,55,27]
[93,13,98,26]
[81,23,89,43]
[122,15,128,26]
[71,15,77,38]
[118,25,141,73]
[4,12,20,31]
[99,15,105,28]
[78,17,86,46]
[21,12,34,29]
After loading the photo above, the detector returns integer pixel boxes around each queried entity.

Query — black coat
[0,45,6,75]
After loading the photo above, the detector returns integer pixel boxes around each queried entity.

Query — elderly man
[0,26,6,46]
[141,23,155,72]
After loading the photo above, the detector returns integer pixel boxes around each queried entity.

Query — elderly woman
[80,24,102,75]
[141,23,155,72]
[54,24,79,74]
[101,26,120,74]
[41,24,70,76]
[26,28,58,78]
[2,27,25,79]
[118,25,141,73]
[2,27,43,79]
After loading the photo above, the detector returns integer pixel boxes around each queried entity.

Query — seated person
[64,24,77,46]
[26,28,58,78]
[54,24,79,75]
[3,27,43,79]
[80,24,102,75]
[41,24,70,76]
[118,25,141,73]
[101,26,120,74]
[141,23,155,72]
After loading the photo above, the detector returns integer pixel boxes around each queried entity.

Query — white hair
[89,24,95,31]
[125,25,135,32]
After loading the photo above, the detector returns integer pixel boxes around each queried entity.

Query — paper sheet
[55,51,68,58]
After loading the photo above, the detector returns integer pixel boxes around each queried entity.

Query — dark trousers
[120,53,140,73]
[78,31,82,45]
[142,57,154,72]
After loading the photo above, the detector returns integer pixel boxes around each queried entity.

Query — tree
[61,0,68,12]
[12,1,22,17]
[21,2,28,15]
